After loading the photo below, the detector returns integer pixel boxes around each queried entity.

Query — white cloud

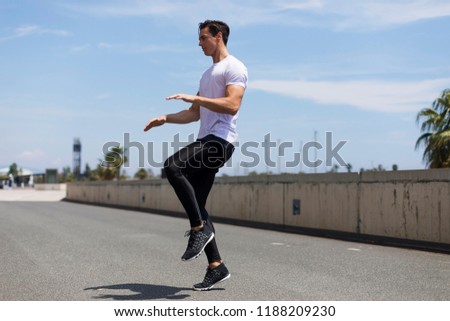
[18,149,46,161]
[329,0,450,30]
[0,25,70,41]
[251,78,450,113]
[71,43,90,52]
[361,1,450,26]
[278,0,450,30]
[65,1,176,17]
[63,0,450,30]
[98,42,112,49]
[64,0,277,28]
[281,0,324,11]
[19,149,45,160]
[13,150,64,172]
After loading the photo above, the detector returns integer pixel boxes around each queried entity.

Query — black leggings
[164,134,234,263]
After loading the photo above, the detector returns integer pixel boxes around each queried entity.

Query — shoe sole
[192,273,231,291]
[181,232,215,262]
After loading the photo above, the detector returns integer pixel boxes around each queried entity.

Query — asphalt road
[1,201,449,301]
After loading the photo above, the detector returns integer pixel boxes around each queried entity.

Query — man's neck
[212,47,229,64]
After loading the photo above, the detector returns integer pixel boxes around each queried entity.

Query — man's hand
[144,115,166,132]
[166,94,197,103]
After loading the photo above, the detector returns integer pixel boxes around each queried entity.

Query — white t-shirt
[197,55,248,143]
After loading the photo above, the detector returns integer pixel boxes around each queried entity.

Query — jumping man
[144,20,248,291]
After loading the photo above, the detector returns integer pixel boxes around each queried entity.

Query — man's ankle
[209,261,222,269]
[191,224,204,232]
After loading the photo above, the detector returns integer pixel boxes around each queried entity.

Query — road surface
[1,198,449,301]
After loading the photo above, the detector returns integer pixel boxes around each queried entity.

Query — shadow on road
[84,283,192,300]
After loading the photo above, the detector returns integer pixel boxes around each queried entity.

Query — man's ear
[216,31,223,42]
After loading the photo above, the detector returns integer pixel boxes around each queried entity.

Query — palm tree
[99,145,128,180]
[134,168,148,180]
[416,89,450,168]
[8,163,19,177]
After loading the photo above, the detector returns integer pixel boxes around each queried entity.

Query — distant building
[0,166,34,188]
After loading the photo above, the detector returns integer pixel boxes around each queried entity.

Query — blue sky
[1,0,450,176]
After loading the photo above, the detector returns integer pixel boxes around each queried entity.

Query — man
[144,20,248,291]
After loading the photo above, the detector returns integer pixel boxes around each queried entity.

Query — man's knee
[163,157,175,178]
[164,157,187,179]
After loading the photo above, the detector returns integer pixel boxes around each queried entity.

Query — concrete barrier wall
[35,183,67,191]
[66,169,450,245]
[358,170,450,244]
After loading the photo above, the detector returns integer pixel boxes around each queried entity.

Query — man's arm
[143,104,199,132]
[166,84,245,116]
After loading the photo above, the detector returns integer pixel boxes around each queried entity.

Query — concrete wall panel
[66,169,450,245]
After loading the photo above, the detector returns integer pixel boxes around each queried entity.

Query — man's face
[198,27,219,56]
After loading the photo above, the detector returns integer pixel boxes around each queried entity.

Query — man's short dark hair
[199,20,230,45]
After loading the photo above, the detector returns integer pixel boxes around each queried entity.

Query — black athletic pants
[164,134,234,264]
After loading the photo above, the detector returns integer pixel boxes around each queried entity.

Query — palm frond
[416,88,450,168]
[432,129,450,146]
[415,132,432,150]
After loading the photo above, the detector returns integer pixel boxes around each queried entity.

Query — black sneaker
[181,225,214,261]
[193,263,231,291]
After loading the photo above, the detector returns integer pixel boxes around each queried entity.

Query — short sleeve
[225,59,248,89]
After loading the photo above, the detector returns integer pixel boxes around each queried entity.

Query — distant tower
[73,138,82,178]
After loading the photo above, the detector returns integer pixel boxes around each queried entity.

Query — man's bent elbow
[228,102,241,115]
[228,106,239,116]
